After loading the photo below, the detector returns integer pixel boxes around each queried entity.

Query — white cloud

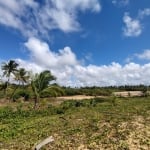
[1,37,150,87]
[50,0,101,12]
[136,49,150,60]
[7,38,150,87]
[24,37,78,69]
[123,8,150,37]
[0,0,101,37]
[37,0,101,33]
[138,8,150,19]
[112,0,129,6]
[125,49,150,62]
[0,6,22,29]
[123,13,142,37]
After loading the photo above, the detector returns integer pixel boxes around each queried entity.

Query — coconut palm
[31,70,56,108]
[1,60,19,97]
[14,68,30,86]
[11,68,30,100]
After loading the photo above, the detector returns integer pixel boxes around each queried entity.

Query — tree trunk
[34,95,40,109]
[5,77,10,99]
[33,84,40,109]
[10,84,19,101]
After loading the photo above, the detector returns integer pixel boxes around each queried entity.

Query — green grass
[0,97,150,149]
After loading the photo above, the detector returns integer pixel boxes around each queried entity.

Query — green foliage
[63,87,112,96]
[63,87,81,96]
[1,60,19,78]
[0,98,150,150]
[31,70,56,108]
[0,97,149,149]
[32,70,56,94]
[1,60,19,97]
[12,89,30,101]
[40,86,65,98]
[14,68,29,85]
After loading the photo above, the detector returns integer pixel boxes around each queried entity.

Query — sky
[0,0,150,87]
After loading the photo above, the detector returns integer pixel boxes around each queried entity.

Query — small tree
[31,70,56,108]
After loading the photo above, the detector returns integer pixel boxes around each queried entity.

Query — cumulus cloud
[0,0,101,37]
[24,37,78,68]
[123,13,142,37]
[1,37,150,87]
[8,38,150,87]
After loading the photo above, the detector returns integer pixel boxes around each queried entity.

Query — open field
[0,96,150,150]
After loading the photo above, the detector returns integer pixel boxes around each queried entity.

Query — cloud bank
[13,38,150,87]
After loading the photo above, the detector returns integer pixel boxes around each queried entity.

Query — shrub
[12,90,30,101]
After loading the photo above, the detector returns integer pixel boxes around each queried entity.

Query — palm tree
[14,68,30,86]
[11,68,30,100]
[31,70,56,108]
[1,60,19,97]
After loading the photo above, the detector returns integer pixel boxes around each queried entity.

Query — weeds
[0,97,150,149]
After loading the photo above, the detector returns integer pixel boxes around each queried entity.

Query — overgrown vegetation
[0,97,149,149]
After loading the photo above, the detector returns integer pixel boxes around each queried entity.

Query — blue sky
[0,0,150,87]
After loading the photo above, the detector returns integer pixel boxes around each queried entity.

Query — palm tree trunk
[34,94,40,109]
[32,81,40,109]
[5,77,10,99]
[10,84,18,101]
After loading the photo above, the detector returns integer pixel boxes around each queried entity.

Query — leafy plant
[12,89,30,101]
[31,70,56,108]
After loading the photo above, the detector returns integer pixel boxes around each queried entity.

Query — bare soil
[113,91,143,97]
[57,95,104,100]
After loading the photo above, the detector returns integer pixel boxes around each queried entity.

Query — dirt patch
[57,95,104,100]
[126,116,150,150]
[113,91,143,97]
[0,98,10,107]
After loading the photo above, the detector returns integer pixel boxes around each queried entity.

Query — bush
[12,90,30,101]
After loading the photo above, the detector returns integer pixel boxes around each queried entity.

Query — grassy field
[0,97,150,150]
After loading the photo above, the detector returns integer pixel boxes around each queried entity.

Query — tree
[14,68,30,86]
[31,70,56,108]
[11,68,30,100]
[1,60,19,97]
